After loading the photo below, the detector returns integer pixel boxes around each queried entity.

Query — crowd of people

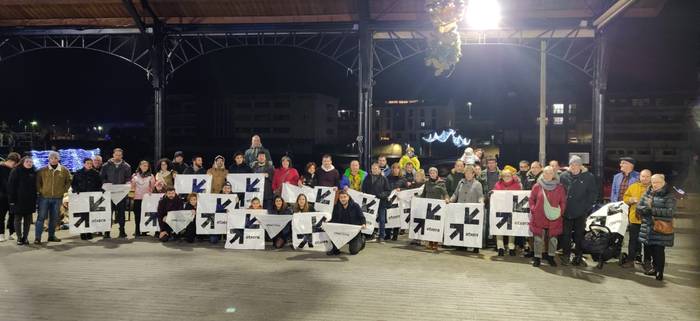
[0,134,677,281]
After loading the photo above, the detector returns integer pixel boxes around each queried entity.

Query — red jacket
[494,179,522,191]
[528,183,567,237]
[272,167,300,192]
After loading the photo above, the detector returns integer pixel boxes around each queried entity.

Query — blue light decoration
[31,148,101,172]
[422,129,471,148]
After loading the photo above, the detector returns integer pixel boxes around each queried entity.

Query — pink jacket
[131,173,156,200]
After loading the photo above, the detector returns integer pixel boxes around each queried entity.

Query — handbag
[540,188,561,221]
[653,218,673,234]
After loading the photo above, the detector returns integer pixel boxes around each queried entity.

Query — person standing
[549,160,561,174]
[493,169,522,256]
[36,151,72,244]
[420,167,449,251]
[228,152,252,174]
[622,169,652,269]
[340,160,367,192]
[207,155,229,194]
[517,160,531,189]
[611,157,640,202]
[251,151,274,208]
[559,155,598,266]
[327,190,367,256]
[316,155,341,188]
[526,161,543,190]
[131,160,156,237]
[362,162,391,243]
[100,148,132,239]
[155,158,176,190]
[528,166,567,267]
[183,155,207,175]
[172,151,189,174]
[8,157,37,245]
[377,155,391,177]
[637,174,675,281]
[272,156,300,196]
[445,160,466,197]
[403,162,417,187]
[399,146,421,171]
[386,163,407,241]
[450,165,484,253]
[299,162,318,187]
[92,155,103,173]
[0,152,20,242]
[245,135,272,167]
[72,158,103,240]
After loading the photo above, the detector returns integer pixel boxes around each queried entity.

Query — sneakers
[34,240,41,245]
[47,236,62,242]
[508,249,516,257]
[545,255,557,267]
[326,248,341,256]
[8,234,15,240]
[497,248,505,256]
[532,258,541,267]
[118,229,127,238]
[0,234,5,242]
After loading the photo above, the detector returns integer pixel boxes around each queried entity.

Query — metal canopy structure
[0,0,667,186]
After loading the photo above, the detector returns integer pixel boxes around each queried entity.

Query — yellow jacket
[399,155,421,171]
[623,181,649,224]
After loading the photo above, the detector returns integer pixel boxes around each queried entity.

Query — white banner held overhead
[400,186,425,230]
[254,214,293,238]
[68,192,112,234]
[101,183,131,204]
[292,212,332,252]
[281,183,315,204]
[225,209,266,250]
[322,222,362,249]
[311,186,336,214]
[409,197,446,242]
[586,201,629,235]
[227,173,266,208]
[164,210,194,234]
[443,203,484,248]
[489,190,533,237]
[174,174,212,194]
[140,193,163,233]
[196,193,239,235]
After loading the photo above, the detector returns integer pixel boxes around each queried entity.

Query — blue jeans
[377,207,387,239]
[36,197,61,240]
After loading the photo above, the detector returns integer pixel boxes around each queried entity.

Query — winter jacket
[387,175,408,190]
[206,167,229,194]
[100,159,132,184]
[525,170,542,191]
[0,163,12,198]
[301,172,318,188]
[399,155,421,171]
[272,167,300,193]
[517,171,530,189]
[378,165,391,177]
[445,171,465,196]
[450,178,484,203]
[37,164,72,199]
[157,195,184,231]
[155,170,175,189]
[330,200,366,226]
[611,170,640,202]
[7,165,37,214]
[421,178,448,200]
[172,162,189,175]
[244,146,272,167]
[251,161,274,200]
[340,168,367,192]
[183,165,207,175]
[228,163,252,174]
[316,165,340,187]
[494,178,522,191]
[268,206,292,215]
[559,168,598,219]
[481,169,500,195]
[131,173,156,200]
[71,168,103,193]
[623,181,649,225]
[361,174,391,207]
[528,182,567,237]
[638,184,675,247]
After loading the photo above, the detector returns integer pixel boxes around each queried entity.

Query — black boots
[544,255,557,267]
[532,258,541,267]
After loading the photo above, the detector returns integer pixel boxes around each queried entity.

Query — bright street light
[464,0,501,30]
[30,120,38,127]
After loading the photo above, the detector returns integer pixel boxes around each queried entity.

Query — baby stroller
[582,202,629,269]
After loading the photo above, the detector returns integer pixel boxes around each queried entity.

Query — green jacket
[37,165,72,198]
[445,171,465,196]
[421,178,448,200]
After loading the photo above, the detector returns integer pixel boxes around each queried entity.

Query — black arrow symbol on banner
[73,212,90,228]
[496,212,513,230]
[361,198,377,214]
[413,218,425,234]
[246,178,260,192]
[296,233,313,248]
[144,212,158,226]
[229,228,244,244]
[512,195,529,213]
[234,192,245,208]
[192,179,207,193]
[426,203,442,220]
[311,216,327,233]
[201,213,215,229]
[216,198,232,213]
[315,189,331,205]
[404,208,411,223]
[244,213,259,228]
[465,207,480,225]
[387,195,399,209]
[449,223,464,241]
[89,196,106,211]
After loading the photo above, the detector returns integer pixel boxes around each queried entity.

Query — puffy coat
[528,182,567,237]
[8,165,38,214]
[638,184,675,247]
[559,168,598,219]
[72,168,103,193]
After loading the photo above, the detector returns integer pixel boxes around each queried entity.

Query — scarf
[537,175,560,191]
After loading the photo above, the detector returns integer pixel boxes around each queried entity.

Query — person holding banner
[450,165,484,252]
[559,155,598,266]
[421,167,449,251]
[403,162,416,187]
[72,157,103,240]
[292,194,314,213]
[251,151,275,208]
[386,163,408,240]
[228,152,252,174]
[0,152,19,243]
[327,190,367,255]
[340,160,366,192]
[155,158,176,189]
[272,156,300,196]
[183,155,207,175]
[36,151,72,244]
[157,187,185,242]
[528,166,566,267]
[249,197,264,210]
[362,162,391,242]
[180,193,198,243]
[8,157,37,246]
[445,160,466,197]
[100,148,132,239]
[207,155,229,194]
[637,174,675,281]
[317,155,341,188]
[299,162,318,187]
[494,168,522,257]
[207,181,236,244]
[131,160,156,237]
[268,195,292,248]
[622,169,652,269]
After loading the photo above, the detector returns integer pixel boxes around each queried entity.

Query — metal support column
[592,33,609,192]
[538,40,547,165]
[357,0,374,168]
[150,26,166,160]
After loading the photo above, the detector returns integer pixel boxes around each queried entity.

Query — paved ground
[1,224,699,321]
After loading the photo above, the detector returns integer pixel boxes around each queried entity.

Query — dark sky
[0,0,697,124]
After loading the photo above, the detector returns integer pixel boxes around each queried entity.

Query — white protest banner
[586,201,629,235]
[346,189,380,235]
[311,186,336,214]
[225,209,266,250]
[101,183,131,204]
[254,214,293,238]
[227,173,266,208]
[443,203,484,248]
[362,213,377,235]
[196,193,239,235]
[400,186,425,230]
[175,174,212,194]
[164,210,194,234]
[68,192,112,234]
[489,190,532,237]
[281,183,315,204]
[292,212,332,252]
[322,222,362,249]
[140,193,163,233]
[409,197,446,242]
[386,191,402,229]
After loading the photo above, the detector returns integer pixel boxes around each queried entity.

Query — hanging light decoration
[422,129,471,147]
[425,0,465,76]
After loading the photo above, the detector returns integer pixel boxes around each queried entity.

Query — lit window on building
[568,104,576,114]
[552,103,564,114]
[553,117,564,125]
[420,121,426,128]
